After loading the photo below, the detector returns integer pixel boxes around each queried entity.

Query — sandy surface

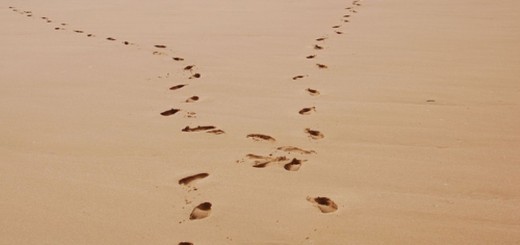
[1,0,520,244]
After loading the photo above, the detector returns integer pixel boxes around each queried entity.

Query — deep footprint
[170,84,188,90]
[185,96,199,103]
[299,107,316,115]
[284,158,304,171]
[305,128,324,139]
[160,108,181,116]
[178,173,209,185]
[307,196,338,213]
[182,126,216,132]
[247,134,276,142]
[189,202,212,220]
[306,88,320,96]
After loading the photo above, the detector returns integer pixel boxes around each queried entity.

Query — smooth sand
[1,0,520,244]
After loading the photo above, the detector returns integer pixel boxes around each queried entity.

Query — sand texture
[1,0,520,244]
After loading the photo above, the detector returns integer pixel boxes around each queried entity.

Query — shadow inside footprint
[182,126,216,132]
[299,107,316,115]
[247,134,276,142]
[305,128,324,139]
[207,129,225,135]
[316,64,328,69]
[307,196,338,213]
[185,96,199,103]
[170,84,187,90]
[178,173,209,185]
[284,158,303,171]
[160,108,180,116]
[189,73,201,79]
[306,88,320,96]
[190,202,212,220]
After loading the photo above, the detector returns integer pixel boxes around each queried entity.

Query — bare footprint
[207,129,225,135]
[344,14,351,18]
[277,146,316,155]
[178,242,193,245]
[292,75,306,80]
[335,31,343,35]
[299,107,316,115]
[87,34,94,37]
[154,45,167,48]
[307,196,338,213]
[306,88,320,96]
[306,55,316,59]
[305,128,324,139]
[182,126,216,132]
[184,112,197,118]
[332,25,341,29]
[284,158,304,171]
[314,45,324,50]
[316,37,327,41]
[170,84,187,90]
[178,173,209,185]
[173,57,185,61]
[189,202,212,220]
[245,154,288,168]
[123,41,131,45]
[185,96,199,103]
[316,64,328,69]
[247,134,276,142]
[73,30,83,33]
[189,73,201,79]
[160,108,180,116]
[106,37,116,41]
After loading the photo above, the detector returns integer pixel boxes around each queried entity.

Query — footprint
[73,30,83,33]
[189,73,201,79]
[178,173,209,185]
[306,55,316,59]
[306,88,320,96]
[61,23,67,26]
[123,41,131,45]
[292,75,306,80]
[306,196,338,213]
[154,45,167,48]
[178,242,193,245]
[173,57,185,61]
[87,34,94,37]
[299,107,316,115]
[344,20,350,23]
[335,31,343,35]
[284,158,304,171]
[184,112,197,118]
[106,37,116,41]
[185,96,199,103]
[332,25,341,29]
[184,65,195,71]
[182,126,216,132]
[247,134,276,142]
[276,146,316,155]
[189,202,212,220]
[315,37,327,41]
[314,45,324,50]
[316,64,328,69]
[244,154,288,168]
[160,108,181,116]
[426,99,436,103]
[207,129,225,135]
[305,128,324,140]
[170,84,187,90]
[344,14,351,18]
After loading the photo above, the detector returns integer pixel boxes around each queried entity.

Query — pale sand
[1,0,520,244]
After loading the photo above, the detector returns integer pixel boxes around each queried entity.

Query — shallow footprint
[299,107,316,115]
[316,64,328,69]
[184,65,195,71]
[207,129,225,135]
[306,55,316,59]
[106,37,116,41]
[154,44,167,48]
[189,202,212,220]
[189,73,201,79]
[173,57,185,61]
[178,173,209,185]
[247,134,276,142]
[292,75,306,80]
[314,45,324,50]
[305,128,324,140]
[307,196,338,213]
[178,242,193,245]
[160,108,180,116]
[316,37,327,41]
[277,146,316,155]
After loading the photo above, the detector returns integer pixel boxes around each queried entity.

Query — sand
[1,0,520,244]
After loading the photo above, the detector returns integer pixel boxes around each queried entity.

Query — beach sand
[1,0,520,244]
